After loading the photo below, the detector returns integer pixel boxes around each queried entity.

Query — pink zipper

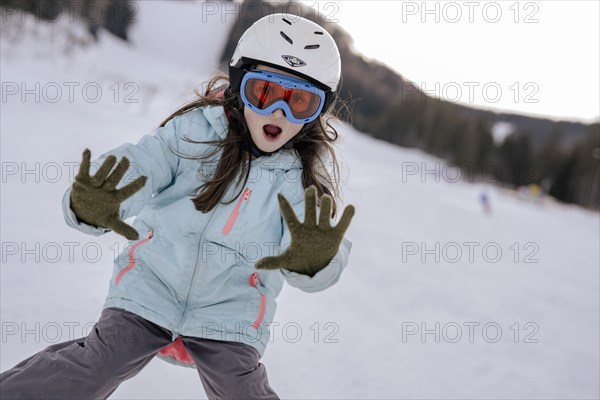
[222,188,252,235]
[249,272,266,329]
[114,230,153,285]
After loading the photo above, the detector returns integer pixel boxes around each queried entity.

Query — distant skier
[528,183,544,204]
[480,191,492,214]
[0,14,355,400]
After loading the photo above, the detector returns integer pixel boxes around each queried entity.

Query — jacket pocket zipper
[249,272,266,329]
[222,188,252,235]
[115,230,153,285]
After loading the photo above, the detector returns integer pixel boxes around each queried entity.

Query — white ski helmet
[229,13,341,111]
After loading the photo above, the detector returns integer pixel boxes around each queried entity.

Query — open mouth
[263,124,282,142]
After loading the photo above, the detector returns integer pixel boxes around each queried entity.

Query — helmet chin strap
[246,137,271,158]
[245,133,297,158]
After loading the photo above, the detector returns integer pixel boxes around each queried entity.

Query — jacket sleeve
[62,115,184,236]
[279,188,353,293]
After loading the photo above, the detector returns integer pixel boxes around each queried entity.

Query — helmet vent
[282,18,292,25]
[314,31,324,35]
[280,31,293,45]
[304,44,320,50]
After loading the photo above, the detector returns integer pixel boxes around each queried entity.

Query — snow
[1,2,599,399]
[491,121,515,146]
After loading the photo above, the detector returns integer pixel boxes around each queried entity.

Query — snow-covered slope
[1,2,599,399]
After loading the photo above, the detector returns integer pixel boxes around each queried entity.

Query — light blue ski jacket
[62,105,352,358]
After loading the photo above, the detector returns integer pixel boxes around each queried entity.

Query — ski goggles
[240,70,326,124]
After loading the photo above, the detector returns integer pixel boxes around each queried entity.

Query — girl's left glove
[256,186,355,277]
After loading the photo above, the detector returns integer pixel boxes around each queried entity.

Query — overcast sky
[301,1,599,122]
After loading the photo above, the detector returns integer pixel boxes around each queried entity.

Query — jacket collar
[202,105,229,139]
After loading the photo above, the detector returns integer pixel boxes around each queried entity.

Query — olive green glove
[256,186,355,277]
[70,149,147,240]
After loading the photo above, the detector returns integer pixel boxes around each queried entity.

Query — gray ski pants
[0,308,278,400]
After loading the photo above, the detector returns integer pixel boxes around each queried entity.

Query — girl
[0,13,354,400]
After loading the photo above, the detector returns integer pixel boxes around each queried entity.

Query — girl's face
[243,66,305,153]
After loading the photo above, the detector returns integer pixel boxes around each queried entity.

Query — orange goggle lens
[240,70,326,123]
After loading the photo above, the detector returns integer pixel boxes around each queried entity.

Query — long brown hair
[160,74,343,217]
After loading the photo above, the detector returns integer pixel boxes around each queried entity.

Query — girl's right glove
[70,149,147,240]
[256,186,355,277]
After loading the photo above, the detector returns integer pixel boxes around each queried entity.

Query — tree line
[1,0,134,39]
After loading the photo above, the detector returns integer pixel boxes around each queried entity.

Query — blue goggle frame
[240,70,326,124]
